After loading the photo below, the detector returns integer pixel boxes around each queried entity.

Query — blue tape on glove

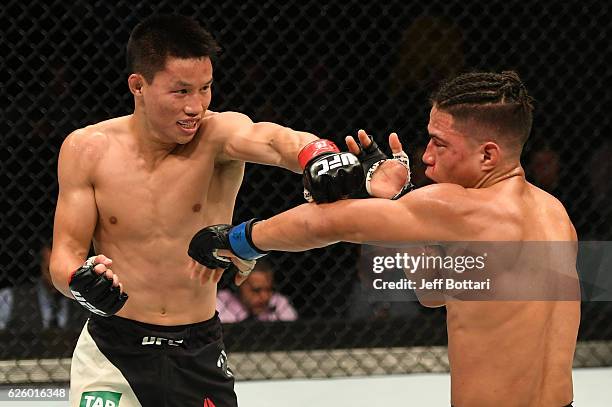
[228,221,267,260]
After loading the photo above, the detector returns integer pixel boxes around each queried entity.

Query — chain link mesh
[2,0,611,383]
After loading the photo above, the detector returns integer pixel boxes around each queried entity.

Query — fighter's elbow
[305,205,357,246]
[48,257,72,298]
[303,218,330,247]
[48,264,63,291]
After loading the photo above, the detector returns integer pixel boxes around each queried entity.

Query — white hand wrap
[365,151,412,196]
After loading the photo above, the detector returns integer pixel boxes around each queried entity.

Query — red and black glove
[299,139,365,203]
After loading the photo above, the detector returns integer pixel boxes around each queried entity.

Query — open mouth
[177,119,199,130]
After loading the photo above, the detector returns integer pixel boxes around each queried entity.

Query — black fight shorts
[70,312,237,407]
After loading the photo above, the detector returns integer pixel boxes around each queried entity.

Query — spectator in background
[3,243,88,331]
[217,260,298,323]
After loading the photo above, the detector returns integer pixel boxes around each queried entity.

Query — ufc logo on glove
[314,153,359,175]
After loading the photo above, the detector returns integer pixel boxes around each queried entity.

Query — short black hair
[126,15,221,83]
[431,71,534,148]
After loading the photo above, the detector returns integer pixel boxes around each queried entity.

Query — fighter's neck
[473,165,525,189]
[128,114,179,165]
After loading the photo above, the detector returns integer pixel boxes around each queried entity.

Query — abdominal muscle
[93,236,218,325]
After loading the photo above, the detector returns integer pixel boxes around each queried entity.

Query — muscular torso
[397,181,580,407]
[89,114,244,325]
[422,180,580,406]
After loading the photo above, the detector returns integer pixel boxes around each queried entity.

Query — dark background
[1,0,610,373]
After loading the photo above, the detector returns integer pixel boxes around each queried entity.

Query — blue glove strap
[228,221,267,260]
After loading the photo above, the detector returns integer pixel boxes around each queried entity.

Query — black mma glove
[354,136,414,200]
[69,257,128,317]
[189,219,268,273]
[299,139,365,203]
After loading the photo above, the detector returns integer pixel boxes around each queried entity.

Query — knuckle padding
[188,225,234,269]
[89,275,113,293]
[70,262,128,316]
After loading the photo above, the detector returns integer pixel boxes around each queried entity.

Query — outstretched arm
[250,199,396,251]
[248,192,456,308]
[212,111,367,203]
[188,184,466,305]
[215,112,318,172]
[213,113,409,200]
[250,185,462,252]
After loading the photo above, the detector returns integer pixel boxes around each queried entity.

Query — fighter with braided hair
[190,70,579,407]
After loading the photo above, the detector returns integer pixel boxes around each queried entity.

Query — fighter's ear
[128,74,145,96]
[480,142,500,170]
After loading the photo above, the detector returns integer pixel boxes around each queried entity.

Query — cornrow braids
[432,71,534,111]
[430,70,535,150]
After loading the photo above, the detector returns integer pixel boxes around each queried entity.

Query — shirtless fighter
[190,71,581,407]
[50,15,407,407]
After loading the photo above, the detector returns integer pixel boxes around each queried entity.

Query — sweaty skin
[50,56,319,325]
[50,56,403,326]
[249,113,580,406]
